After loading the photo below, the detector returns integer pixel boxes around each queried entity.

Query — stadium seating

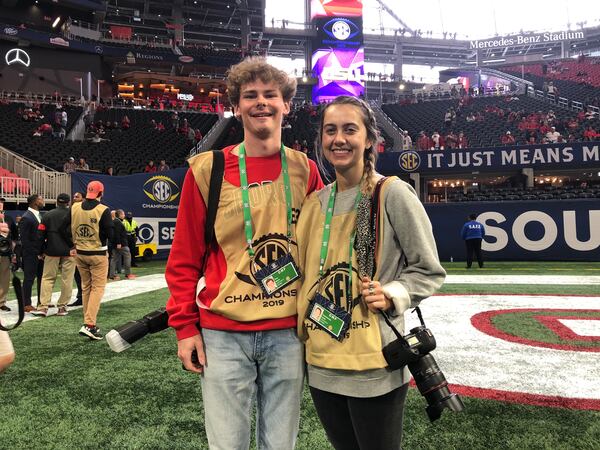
[444,185,600,202]
[500,59,600,106]
[0,103,218,174]
[382,94,600,148]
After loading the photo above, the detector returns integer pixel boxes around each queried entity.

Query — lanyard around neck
[318,181,362,299]
[238,142,293,257]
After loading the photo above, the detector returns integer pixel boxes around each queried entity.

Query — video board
[312,15,364,103]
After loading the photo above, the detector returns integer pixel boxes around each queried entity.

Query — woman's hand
[361,276,393,313]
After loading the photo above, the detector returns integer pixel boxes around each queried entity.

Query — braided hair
[315,96,381,195]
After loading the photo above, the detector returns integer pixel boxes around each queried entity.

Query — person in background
[0,205,14,312]
[70,192,84,306]
[109,210,135,281]
[63,157,77,174]
[19,194,45,313]
[77,158,89,171]
[158,160,170,172]
[68,181,113,340]
[123,212,139,267]
[461,213,485,269]
[144,160,157,173]
[32,193,75,317]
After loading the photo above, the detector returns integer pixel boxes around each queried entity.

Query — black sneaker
[70,299,83,306]
[79,325,103,340]
[0,305,11,312]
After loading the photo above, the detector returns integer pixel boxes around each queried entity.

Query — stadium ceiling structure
[13,0,600,71]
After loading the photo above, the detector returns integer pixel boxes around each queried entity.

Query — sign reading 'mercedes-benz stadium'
[380,142,600,175]
[470,30,585,50]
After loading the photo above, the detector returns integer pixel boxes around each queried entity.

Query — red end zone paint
[535,315,600,342]
[408,380,600,410]
[449,384,600,411]
[471,308,600,352]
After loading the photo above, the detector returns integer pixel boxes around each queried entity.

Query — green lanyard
[318,182,362,300]
[238,142,293,257]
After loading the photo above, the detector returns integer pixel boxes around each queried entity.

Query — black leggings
[310,383,409,450]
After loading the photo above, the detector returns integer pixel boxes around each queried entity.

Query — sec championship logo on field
[399,151,421,172]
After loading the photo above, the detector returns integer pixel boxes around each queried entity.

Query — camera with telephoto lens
[382,308,464,422]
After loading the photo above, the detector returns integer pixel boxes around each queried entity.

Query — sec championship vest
[188,146,310,322]
[71,202,109,253]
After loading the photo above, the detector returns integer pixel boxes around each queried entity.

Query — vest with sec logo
[296,183,398,371]
[189,147,310,322]
[71,202,109,251]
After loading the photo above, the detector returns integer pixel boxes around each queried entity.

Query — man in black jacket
[19,194,45,312]
[32,193,75,317]
[109,209,135,280]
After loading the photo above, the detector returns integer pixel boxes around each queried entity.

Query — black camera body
[382,322,464,422]
[0,235,11,255]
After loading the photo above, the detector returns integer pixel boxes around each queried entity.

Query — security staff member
[461,213,486,269]
[68,181,113,340]
[123,212,139,267]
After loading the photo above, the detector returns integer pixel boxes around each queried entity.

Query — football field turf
[1,261,598,449]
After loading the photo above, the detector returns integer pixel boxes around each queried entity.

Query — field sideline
[0,261,599,449]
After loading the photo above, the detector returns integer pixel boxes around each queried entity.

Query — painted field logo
[143,176,180,204]
[426,295,600,411]
[399,151,421,172]
[471,308,600,352]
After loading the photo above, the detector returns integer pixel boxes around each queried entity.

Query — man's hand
[178,334,205,374]
[69,249,77,257]
[117,244,121,249]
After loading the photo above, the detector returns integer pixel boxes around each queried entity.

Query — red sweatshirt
[166,145,323,340]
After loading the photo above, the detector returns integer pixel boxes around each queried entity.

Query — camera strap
[0,271,24,331]
[367,176,428,344]
[200,150,225,273]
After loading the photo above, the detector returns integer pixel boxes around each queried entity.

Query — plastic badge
[255,253,301,297]
[308,293,351,341]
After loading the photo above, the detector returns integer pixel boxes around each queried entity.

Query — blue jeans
[200,328,304,450]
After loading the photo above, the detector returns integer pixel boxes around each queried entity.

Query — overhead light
[302,76,307,82]
[482,58,506,64]
[399,83,405,90]
[52,16,61,28]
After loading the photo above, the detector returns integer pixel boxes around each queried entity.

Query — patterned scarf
[355,193,376,279]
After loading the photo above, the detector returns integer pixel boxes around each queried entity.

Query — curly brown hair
[226,57,297,106]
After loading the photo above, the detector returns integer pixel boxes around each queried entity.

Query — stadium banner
[71,169,186,255]
[425,200,600,261]
[469,30,586,51]
[384,141,600,175]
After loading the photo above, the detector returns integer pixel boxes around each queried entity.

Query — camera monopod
[105,308,169,352]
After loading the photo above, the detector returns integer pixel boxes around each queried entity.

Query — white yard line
[0,274,168,323]
[445,275,600,285]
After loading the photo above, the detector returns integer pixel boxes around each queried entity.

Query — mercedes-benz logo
[95,45,103,54]
[5,48,30,67]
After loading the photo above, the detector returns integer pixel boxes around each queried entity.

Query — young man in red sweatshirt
[165,57,323,449]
